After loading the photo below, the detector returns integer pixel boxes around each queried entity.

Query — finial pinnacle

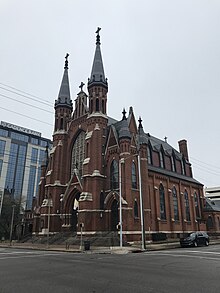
[64,53,69,69]
[79,82,85,92]
[122,108,127,120]
[138,116,143,128]
[164,136,168,143]
[95,27,101,45]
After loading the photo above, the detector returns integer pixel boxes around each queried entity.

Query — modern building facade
[0,121,52,211]
[33,29,206,242]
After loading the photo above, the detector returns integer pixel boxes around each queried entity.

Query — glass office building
[0,121,52,210]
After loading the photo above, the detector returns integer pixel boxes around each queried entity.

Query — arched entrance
[64,189,81,231]
[111,199,119,231]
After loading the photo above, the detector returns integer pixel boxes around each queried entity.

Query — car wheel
[205,240,209,246]
[194,241,198,247]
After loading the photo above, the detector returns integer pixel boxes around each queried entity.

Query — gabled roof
[204,198,220,212]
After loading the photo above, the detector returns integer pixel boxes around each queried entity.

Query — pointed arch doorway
[111,199,119,231]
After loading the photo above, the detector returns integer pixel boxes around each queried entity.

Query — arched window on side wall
[110,160,119,190]
[90,99,93,113]
[96,98,99,111]
[60,117,64,130]
[184,190,191,221]
[159,184,166,220]
[172,186,179,221]
[132,162,137,189]
[207,215,214,229]
[134,199,138,218]
[102,99,105,113]
[194,192,200,219]
[147,145,152,165]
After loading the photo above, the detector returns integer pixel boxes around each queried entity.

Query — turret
[88,28,108,115]
[54,54,73,132]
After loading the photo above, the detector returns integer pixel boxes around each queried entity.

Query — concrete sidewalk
[0,238,220,254]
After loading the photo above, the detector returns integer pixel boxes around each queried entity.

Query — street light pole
[119,158,123,248]
[47,197,52,248]
[137,152,146,250]
[9,204,16,245]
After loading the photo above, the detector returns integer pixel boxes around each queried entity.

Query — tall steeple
[54,53,73,110]
[88,28,108,90]
[54,54,73,132]
[88,28,108,115]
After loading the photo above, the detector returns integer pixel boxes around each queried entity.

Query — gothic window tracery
[71,131,86,177]
[184,190,191,221]
[159,183,166,220]
[132,162,137,189]
[172,186,179,221]
[110,159,119,190]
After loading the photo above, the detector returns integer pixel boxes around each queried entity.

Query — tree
[0,194,20,240]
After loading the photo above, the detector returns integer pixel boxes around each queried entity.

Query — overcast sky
[0,0,220,187]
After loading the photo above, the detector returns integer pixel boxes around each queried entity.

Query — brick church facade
[33,29,206,242]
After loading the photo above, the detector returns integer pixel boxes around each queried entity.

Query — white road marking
[0,252,65,260]
[146,252,220,261]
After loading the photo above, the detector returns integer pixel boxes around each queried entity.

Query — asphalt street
[0,245,220,293]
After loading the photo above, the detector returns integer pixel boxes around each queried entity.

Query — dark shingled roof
[204,198,220,212]
[107,114,201,185]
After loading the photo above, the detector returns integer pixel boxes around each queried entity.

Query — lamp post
[137,153,146,250]
[60,194,64,222]
[9,204,16,245]
[47,197,53,248]
[119,158,124,248]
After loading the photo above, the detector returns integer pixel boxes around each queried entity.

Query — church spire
[88,27,108,90]
[55,53,73,110]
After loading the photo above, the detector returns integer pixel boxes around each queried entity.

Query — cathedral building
[33,29,206,242]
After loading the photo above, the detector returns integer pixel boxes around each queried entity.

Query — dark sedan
[180,232,209,247]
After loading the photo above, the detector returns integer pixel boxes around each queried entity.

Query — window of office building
[0,129,8,137]
[11,132,29,142]
[30,137,39,145]
[0,140,6,156]
[5,143,27,199]
[31,148,38,164]
[0,159,3,177]
[40,140,48,147]
[26,165,36,210]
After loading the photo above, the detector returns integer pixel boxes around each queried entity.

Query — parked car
[180,232,209,247]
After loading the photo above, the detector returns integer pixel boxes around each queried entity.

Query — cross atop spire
[95,27,101,45]
[122,108,127,120]
[55,53,73,110]
[64,53,69,69]
[138,116,143,129]
[79,82,85,92]
[88,27,108,90]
